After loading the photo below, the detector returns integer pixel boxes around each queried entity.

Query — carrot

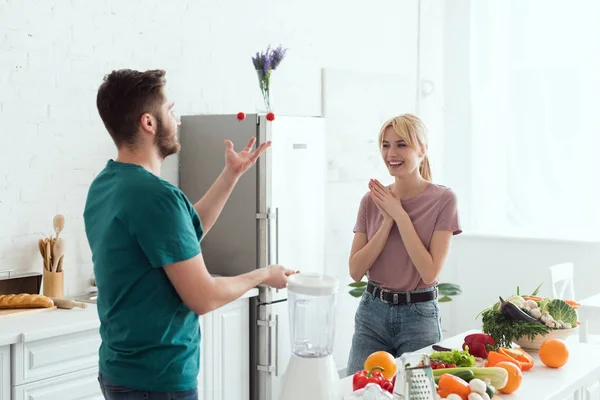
[523,296,544,301]
[564,300,580,308]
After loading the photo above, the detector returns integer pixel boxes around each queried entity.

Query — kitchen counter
[0,304,99,346]
[0,287,259,347]
[338,329,600,399]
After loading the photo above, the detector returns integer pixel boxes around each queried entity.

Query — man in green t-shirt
[84,69,295,400]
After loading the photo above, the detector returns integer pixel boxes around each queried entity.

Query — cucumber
[433,369,475,384]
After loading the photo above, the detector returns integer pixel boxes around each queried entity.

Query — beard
[154,115,180,159]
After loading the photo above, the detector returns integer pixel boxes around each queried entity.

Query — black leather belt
[367,282,437,305]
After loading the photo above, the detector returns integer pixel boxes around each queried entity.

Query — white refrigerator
[178,113,326,400]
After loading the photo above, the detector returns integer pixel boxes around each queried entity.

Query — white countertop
[338,329,600,400]
[0,288,259,347]
[0,304,100,346]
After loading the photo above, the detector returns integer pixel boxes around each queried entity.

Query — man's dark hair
[96,69,166,148]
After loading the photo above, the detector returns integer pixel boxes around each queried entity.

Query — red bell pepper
[462,333,495,358]
[352,366,385,391]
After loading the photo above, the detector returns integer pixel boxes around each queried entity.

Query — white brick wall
[0,0,422,373]
[0,0,419,297]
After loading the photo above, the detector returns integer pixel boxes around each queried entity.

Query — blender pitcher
[278,273,340,400]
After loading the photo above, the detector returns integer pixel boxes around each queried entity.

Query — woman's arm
[348,219,394,282]
[394,215,453,284]
[368,180,458,284]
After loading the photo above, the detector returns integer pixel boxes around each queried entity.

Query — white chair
[549,262,575,300]
[578,303,600,345]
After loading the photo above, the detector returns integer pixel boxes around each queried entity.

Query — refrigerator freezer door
[179,114,259,277]
[269,116,326,276]
[253,299,291,400]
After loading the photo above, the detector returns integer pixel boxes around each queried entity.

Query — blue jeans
[346,286,442,376]
[98,373,198,400]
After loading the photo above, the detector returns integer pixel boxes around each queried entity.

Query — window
[441,0,600,241]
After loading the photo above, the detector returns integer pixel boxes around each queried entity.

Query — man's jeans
[98,373,198,400]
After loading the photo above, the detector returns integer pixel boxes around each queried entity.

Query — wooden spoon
[45,239,52,272]
[38,239,47,270]
[53,214,65,239]
[51,238,65,272]
[56,254,64,272]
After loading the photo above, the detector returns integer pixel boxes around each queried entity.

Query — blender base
[278,354,340,400]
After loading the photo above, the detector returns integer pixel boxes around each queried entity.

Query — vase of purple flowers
[252,45,287,112]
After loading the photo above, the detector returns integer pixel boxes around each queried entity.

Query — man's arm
[193,167,238,234]
[193,138,271,234]
[164,253,293,315]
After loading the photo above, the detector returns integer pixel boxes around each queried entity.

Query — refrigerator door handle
[256,315,280,375]
[256,210,276,265]
[275,314,280,376]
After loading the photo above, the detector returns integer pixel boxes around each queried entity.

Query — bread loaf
[0,294,55,309]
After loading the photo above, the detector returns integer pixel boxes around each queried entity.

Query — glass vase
[255,68,273,113]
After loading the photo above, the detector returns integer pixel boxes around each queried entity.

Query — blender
[278,273,340,400]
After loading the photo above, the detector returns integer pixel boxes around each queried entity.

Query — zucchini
[433,369,475,384]
[432,367,508,390]
[486,384,496,398]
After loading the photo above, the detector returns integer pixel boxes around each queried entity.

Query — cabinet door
[0,346,9,400]
[198,312,214,400]
[213,298,250,400]
[587,381,600,400]
[12,328,101,385]
[13,366,102,400]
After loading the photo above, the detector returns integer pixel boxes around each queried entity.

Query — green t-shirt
[84,160,203,392]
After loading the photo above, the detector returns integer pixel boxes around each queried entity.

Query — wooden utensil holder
[43,268,64,298]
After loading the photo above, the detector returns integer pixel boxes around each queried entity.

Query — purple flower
[251,45,287,73]
[252,45,287,111]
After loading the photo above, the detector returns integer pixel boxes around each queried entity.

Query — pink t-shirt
[353,183,462,292]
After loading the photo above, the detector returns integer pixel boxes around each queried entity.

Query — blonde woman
[346,114,462,375]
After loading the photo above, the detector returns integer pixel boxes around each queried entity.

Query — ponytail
[420,155,432,181]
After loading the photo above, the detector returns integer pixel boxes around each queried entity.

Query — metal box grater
[392,353,436,400]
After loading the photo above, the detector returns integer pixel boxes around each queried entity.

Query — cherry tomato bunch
[430,360,457,369]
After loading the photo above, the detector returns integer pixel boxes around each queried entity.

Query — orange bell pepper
[485,351,522,370]
[499,347,534,371]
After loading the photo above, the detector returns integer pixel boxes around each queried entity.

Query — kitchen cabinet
[12,328,101,385]
[13,367,102,400]
[586,380,600,400]
[210,297,250,400]
[198,310,214,399]
[2,294,254,400]
[11,328,101,399]
[1,346,9,400]
[198,296,251,399]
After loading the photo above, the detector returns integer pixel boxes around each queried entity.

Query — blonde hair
[377,113,432,181]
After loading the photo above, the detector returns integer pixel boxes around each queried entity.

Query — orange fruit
[539,338,569,368]
[364,351,397,380]
[496,361,523,394]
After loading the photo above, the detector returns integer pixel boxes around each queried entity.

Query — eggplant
[499,296,543,324]
[431,345,453,352]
